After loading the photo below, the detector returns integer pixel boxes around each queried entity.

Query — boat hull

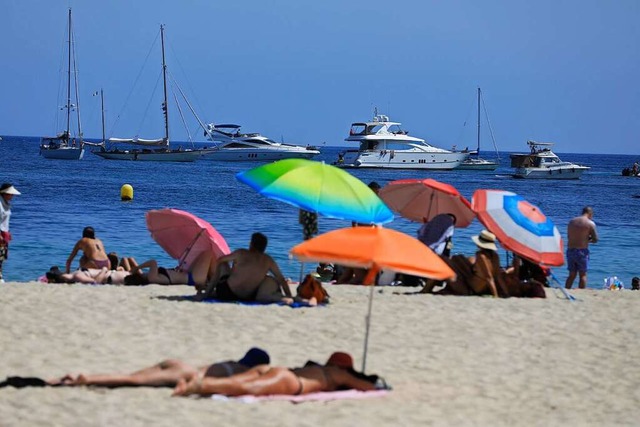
[513,166,589,179]
[200,148,319,161]
[40,146,84,160]
[456,158,499,171]
[93,149,200,162]
[337,150,467,170]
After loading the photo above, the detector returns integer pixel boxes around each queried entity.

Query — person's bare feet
[47,373,80,386]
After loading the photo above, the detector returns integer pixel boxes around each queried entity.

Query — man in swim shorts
[199,232,293,303]
[172,351,386,397]
[48,347,270,387]
[565,206,598,289]
[65,226,111,273]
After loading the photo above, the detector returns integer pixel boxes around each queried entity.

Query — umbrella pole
[299,262,305,283]
[549,271,577,301]
[362,284,375,372]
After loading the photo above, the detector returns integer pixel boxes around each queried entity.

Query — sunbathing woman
[48,348,270,388]
[127,251,215,288]
[172,352,385,397]
[46,266,132,285]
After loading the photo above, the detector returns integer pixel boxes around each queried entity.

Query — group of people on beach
[3,173,602,298]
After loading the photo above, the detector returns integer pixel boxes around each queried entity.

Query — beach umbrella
[290,226,456,370]
[378,178,475,227]
[236,159,394,225]
[471,189,564,266]
[145,208,231,271]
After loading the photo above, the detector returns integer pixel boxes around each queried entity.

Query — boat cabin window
[388,124,406,135]
[225,142,253,148]
[359,141,379,151]
[385,142,408,151]
[349,124,367,135]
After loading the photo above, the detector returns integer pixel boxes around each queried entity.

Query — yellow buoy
[120,184,133,201]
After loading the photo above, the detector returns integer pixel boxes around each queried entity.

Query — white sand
[1,282,638,426]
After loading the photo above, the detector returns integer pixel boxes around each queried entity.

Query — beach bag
[297,274,330,303]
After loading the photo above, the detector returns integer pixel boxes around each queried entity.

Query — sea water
[1,136,638,289]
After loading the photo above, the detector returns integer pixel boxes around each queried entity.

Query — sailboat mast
[66,8,72,141]
[160,24,170,144]
[476,87,481,157]
[100,89,106,143]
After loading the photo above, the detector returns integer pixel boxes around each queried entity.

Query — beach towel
[180,295,324,308]
[210,389,390,404]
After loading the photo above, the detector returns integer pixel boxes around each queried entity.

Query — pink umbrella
[378,178,475,227]
[145,209,230,270]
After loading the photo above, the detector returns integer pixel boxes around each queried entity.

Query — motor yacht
[201,124,320,161]
[510,141,589,179]
[335,112,468,169]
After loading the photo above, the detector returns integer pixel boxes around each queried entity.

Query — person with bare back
[565,206,598,289]
[199,232,293,303]
[171,352,385,398]
[65,226,110,273]
[47,347,270,388]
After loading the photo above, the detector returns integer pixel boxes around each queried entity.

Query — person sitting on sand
[421,230,503,297]
[66,226,111,273]
[125,251,216,287]
[48,347,270,388]
[199,232,293,303]
[172,351,387,397]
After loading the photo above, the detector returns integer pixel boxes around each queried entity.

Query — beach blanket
[179,295,325,308]
[210,389,390,403]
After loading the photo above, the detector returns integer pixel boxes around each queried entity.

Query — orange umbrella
[291,226,455,284]
[290,226,455,371]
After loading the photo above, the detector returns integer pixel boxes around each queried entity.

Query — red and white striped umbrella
[472,189,564,266]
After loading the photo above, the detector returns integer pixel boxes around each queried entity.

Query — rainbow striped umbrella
[472,189,564,266]
[236,159,393,224]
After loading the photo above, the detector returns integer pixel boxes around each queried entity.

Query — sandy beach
[1,281,638,426]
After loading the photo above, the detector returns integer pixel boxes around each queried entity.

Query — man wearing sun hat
[0,183,21,283]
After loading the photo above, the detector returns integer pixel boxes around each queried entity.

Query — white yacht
[200,124,319,161]
[335,112,468,169]
[510,141,590,179]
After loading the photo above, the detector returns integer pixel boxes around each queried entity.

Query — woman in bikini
[127,251,215,289]
[172,352,379,397]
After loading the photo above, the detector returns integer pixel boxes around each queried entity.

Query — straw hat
[0,183,20,195]
[471,229,498,251]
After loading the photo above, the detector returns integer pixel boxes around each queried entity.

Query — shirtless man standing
[199,232,292,302]
[65,226,110,273]
[565,206,598,289]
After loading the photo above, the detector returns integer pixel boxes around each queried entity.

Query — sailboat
[94,25,203,162]
[456,87,500,170]
[40,8,85,160]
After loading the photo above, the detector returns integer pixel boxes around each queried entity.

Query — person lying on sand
[46,266,132,285]
[172,351,389,397]
[125,251,216,287]
[47,347,270,387]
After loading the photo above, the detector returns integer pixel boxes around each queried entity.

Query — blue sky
[2,0,639,154]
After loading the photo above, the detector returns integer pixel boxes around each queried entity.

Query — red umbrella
[378,178,475,227]
[145,209,231,271]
